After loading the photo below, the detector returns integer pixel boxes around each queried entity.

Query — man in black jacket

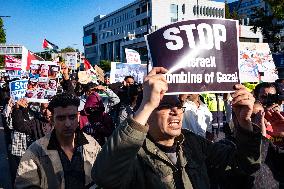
[12,98,53,142]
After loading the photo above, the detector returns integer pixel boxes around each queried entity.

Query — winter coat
[15,130,101,189]
[92,117,262,189]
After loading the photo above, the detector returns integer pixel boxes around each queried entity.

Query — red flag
[42,39,59,50]
[22,47,45,70]
[84,59,92,70]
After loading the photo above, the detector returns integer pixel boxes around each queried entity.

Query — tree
[0,18,6,68]
[60,46,76,53]
[250,0,284,52]
[99,60,111,72]
[225,0,241,20]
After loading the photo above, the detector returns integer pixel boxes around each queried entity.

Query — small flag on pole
[83,58,92,70]
[42,39,59,50]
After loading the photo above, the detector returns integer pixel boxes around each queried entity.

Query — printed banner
[239,42,278,82]
[66,52,78,70]
[145,19,239,94]
[110,62,147,84]
[5,55,22,71]
[125,48,141,64]
[9,80,29,101]
[26,61,60,103]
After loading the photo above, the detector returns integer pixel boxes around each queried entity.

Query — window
[182,4,185,14]
[193,6,196,15]
[170,4,178,23]
[200,6,203,15]
[136,8,140,15]
[142,18,148,26]
[196,5,199,15]
[141,4,147,13]
[136,20,141,28]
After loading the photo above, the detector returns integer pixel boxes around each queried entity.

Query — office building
[83,0,225,65]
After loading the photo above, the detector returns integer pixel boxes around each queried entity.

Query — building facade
[83,0,225,65]
[229,0,284,50]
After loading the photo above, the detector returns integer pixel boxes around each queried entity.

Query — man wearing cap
[92,67,262,189]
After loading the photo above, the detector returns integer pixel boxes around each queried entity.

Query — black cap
[158,95,182,108]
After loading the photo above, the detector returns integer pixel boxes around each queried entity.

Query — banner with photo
[5,55,22,71]
[9,79,29,101]
[66,52,78,70]
[239,42,278,82]
[145,18,239,94]
[110,62,147,84]
[25,61,60,103]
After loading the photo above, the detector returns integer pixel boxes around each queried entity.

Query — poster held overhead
[145,18,240,94]
[125,48,141,64]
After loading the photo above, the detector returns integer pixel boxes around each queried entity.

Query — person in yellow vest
[201,93,225,138]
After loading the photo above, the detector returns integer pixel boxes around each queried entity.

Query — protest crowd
[0,60,283,189]
[0,19,284,189]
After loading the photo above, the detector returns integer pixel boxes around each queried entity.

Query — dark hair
[124,76,134,81]
[84,82,98,93]
[48,93,80,113]
[254,82,276,98]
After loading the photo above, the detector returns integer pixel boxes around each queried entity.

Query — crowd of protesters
[0,63,283,189]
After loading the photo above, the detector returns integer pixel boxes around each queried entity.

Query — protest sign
[110,62,147,84]
[125,48,141,64]
[78,70,98,84]
[5,55,22,71]
[145,18,239,94]
[9,79,28,101]
[66,52,78,70]
[26,61,60,103]
[239,42,278,82]
[94,65,104,82]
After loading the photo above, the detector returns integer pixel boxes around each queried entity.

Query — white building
[83,0,225,65]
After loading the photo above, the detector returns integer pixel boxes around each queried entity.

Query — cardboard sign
[26,61,60,103]
[110,62,147,84]
[125,48,141,64]
[145,19,240,94]
[66,52,78,70]
[9,80,29,101]
[5,55,22,71]
[239,42,278,82]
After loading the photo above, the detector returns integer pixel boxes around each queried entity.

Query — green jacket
[92,118,261,189]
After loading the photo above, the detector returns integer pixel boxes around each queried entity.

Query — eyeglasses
[156,104,186,115]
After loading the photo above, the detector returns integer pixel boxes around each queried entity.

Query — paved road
[0,116,12,189]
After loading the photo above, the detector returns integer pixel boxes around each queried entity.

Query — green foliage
[0,18,6,68]
[225,0,241,20]
[250,2,283,52]
[99,60,111,72]
[60,46,76,53]
[0,18,6,43]
[265,0,284,19]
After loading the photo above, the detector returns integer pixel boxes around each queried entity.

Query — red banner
[5,55,22,71]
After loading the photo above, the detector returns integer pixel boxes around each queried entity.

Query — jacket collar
[47,128,89,150]
[143,133,185,167]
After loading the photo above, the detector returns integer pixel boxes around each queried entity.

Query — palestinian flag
[42,39,59,50]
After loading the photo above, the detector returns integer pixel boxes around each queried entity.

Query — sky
[0,0,237,53]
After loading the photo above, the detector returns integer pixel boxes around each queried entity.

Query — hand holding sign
[231,84,255,131]
[17,98,28,108]
[141,67,168,110]
[133,67,168,125]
